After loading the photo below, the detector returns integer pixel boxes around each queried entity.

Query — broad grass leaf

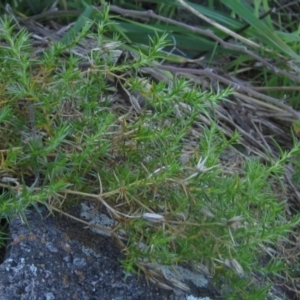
[220,0,300,60]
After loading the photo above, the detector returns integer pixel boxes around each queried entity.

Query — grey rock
[0,205,219,300]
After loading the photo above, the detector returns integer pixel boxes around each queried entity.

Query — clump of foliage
[1,1,300,299]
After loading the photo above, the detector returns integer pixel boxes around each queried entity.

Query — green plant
[1,1,300,298]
